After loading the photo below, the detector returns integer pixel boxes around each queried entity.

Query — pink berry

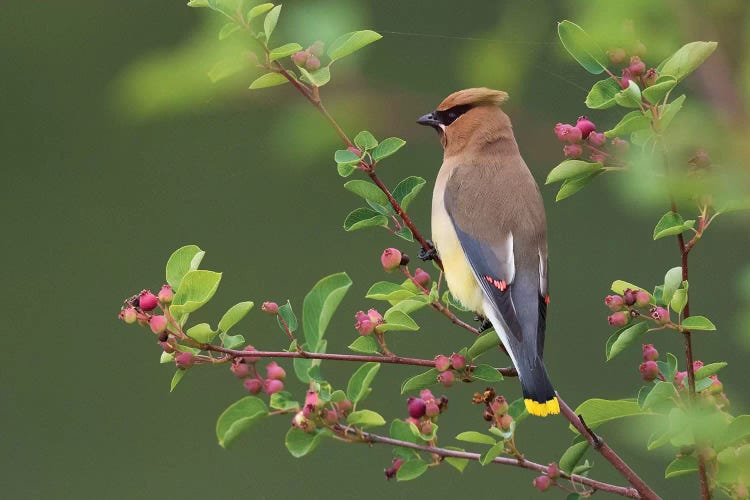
[608,311,629,327]
[635,290,650,307]
[620,68,633,89]
[291,51,309,66]
[265,361,286,380]
[419,389,435,401]
[261,301,279,314]
[628,56,646,76]
[231,360,250,378]
[605,295,625,311]
[650,306,670,324]
[381,248,402,272]
[292,410,315,433]
[555,123,582,144]
[159,340,175,354]
[608,48,627,64]
[414,268,431,287]
[499,413,513,431]
[322,408,339,424]
[367,309,383,324]
[563,144,582,158]
[309,41,325,57]
[385,458,404,480]
[575,116,596,139]
[588,132,606,147]
[175,351,195,369]
[139,290,159,311]
[157,284,173,304]
[675,370,687,388]
[547,463,560,479]
[120,307,137,324]
[437,370,455,387]
[355,318,374,336]
[642,344,659,361]
[643,68,658,87]
[420,420,433,435]
[263,378,284,394]
[338,399,353,414]
[612,137,630,154]
[533,475,551,492]
[639,361,659,381]
[407,397,427,418]
[305,390,321,409]
[305,55,321,71]
[149,315,168,334]
[693,360,704,372]
[450,353,466,370]
[243,345,260,363]
[434,354,451,372]
[425,401,440,417]
[623,289,637,306]
[244,377,262,394]
[490,396,509,415]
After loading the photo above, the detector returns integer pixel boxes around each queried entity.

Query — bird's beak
[417,112,440,128]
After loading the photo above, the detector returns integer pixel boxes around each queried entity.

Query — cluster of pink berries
[607,44,659,91]
[381,247,430,284]
[404,389,448,438]
[554,116,629,164]
[472,387,514,432]
[605,288,670,328]
[291,41,324,71]
[354,308,384,336]
[230,346,287,395]
[434,352,466,387]
[292,389,353,435]
[532,463,561,493]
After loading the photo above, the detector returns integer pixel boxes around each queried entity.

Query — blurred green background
[3,1,749,498]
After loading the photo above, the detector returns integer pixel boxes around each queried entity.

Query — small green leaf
[555,171,602,201]
[643,381,678,411]
[648,429,672,450]
[219,22,240,40]
[396,459,428,481]
[665,456,698,479]
[262,4,281,41]
[682,315,716,331]
[559,441,589,474]
[298,65,331,87]
[170,369,186,392]
[187,0,209,7]
[471,364,504,382]
[392,176,426,211]
[716,199,750,214]
[270,391,300,411]
[219,301,254,332]
[614,79,642,108]
[395,226,414,242]
[642,76,677,104]
[507,398,529,424]
[328,30,382,62]
[186,323,217,343]
[671,288,688,314]
[276,300,298,333]
[219,332,245,349]
[344,180,389,206]
[442,290,469,312]
[170,270,222,320]
[455,431,496,445]
[606,322,649,361]
[444,447,469,472]
[207,0,245,19]
[401,368,439,393]
[284,427,329,457]
[380,309,419,332]
[160,351,174,364]
[390,419,420,445]
[166,245,204,290]
[694,362,727,380]
[343,208,388,231]
[347,409,386,428]
[557,20,607,74]
[718,416,750,449]
[653,211,693,240]
[479,441,505,466]
[269,42,303,61]
[354,131,378,150]
[660,94,686,131]
[249,72,288,89]
[366,282,417,301]
[604,111,650,138]
[371,137,406,162]
[585,78,621,109]
[247,3,273,20]
[346,362,380,404]
[216,396,269,448]
[659,41,717,82]
[468,331,500,359]
[302,272,352,348]
[334,148,361,166]
[348,336,380,354]
[570,399,646,433]
[611,280,649,296]
[546,160,603,184]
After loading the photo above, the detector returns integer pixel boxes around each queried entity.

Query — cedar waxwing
[417,88,559,417]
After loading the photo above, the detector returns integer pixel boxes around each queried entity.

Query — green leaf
[269,42,303,61]
[216,396,269,448]
[276,300,298,333]
[442,290,469,312]
[604,111,650,138]
[396,459,428,481]
[653,211,694,240]
[347,409,386,428]
[507,398,529,424]
[671,288,688,314]
[247,3,273,20]
[611,280,649,297]
[207,0,246,19]
[219,332,245,349]
[694,362,727,380]
[187,0,210,7]
[718,416,750,449]
[343,208,388,231]
[392,176,426,211]
[344,180,389,206]
[555,171,602,201]
[166,245,204,290]
[716,199,750,215]
[614,79,642,108]
[284,427,329,457]
[249,72,288,89]
[606,322,649,361]
[546,160,603,184]
[269,391,299,411]
[219,22,241,40]
[395,226,414,242]
[186,323,217,343]
[479,441,505,466]
[366,282,416,301]
[401,368,439,393]
[455,431,496,445]
[219,301,254,332]
[262,4,281,42]
[207,57,246,83]
[444,447,469,472]
[642,76,677,104]
[559,441,589,474]
[660,41,717,82]
[659,94,686,131]
[371,137,406,162]
[665,456,698,479]
[327,30,382,62]
[170,369,186,392]
[682,316,716,331]
[648,429,672,450]
[298,65,331,87]
[585,78,621,109]
[302,272,352,348]
[380,309,419,332]
[354,131,378,150]
[348,336,380,354]
[346,362,380,404]
[170,270,222,320]
[557,20,607,74]
[390,419,420,444]
[643,381,678,411]
[468,331,501,359]
[334,148,361,167]
[570,399,646,433]
[471,364,504,382]
[160,351,174,364]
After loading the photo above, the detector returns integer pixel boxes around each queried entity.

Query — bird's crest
[437,87,509,111]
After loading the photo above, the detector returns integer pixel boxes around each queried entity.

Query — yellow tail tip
[524,397,560,417]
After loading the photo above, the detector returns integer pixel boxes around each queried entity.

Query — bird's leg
[418,240,438,261]
[474,314,493,333]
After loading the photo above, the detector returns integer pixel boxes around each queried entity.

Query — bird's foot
[474,315,493,333]
[418,240,437,261]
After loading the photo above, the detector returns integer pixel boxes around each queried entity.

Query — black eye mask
[433,104,473,126]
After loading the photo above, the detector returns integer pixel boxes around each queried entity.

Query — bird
[417,88,558,417]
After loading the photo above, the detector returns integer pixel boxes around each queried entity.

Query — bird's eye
[448,112,457,119]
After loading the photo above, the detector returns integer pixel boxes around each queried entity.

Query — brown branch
[558,396,661,500]
[337,425,641,498]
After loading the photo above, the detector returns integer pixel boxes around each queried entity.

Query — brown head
[417,88,515,157]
